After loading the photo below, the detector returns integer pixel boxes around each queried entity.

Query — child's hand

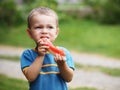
[42,38,65,56]
[37,39,49,56]
[54,54,66,65]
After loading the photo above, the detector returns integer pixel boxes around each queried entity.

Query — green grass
[0,74,97,90]
[70,87,97,90]
[58,19,120,58]
[0,25,35,48]
[75,63,120,77]
[0,19,120,58]
[0,74,28,90]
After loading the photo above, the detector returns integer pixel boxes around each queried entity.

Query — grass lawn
[0,74,28,90]
[0,19,120,58]
[0,74,97,90]
[75,63,120,77]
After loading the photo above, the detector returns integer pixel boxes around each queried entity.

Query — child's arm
[42,38,73,82]
[54,54,73,82]
[23,56,44,82]
[23,40,48,82]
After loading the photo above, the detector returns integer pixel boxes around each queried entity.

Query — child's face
[27,14,59,43]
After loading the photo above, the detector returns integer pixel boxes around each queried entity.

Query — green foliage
[21,0,58,23]
[84,0,120,24]
[23,0,33,4]
[101,0,120,24]
[23,0,58,14]
[0,0,58,27]
[57,10,73,24]
[0,0,24,26]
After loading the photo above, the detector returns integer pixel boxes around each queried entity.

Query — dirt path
[0,45,120,68]
[0,59,120,90]
[71,52,120,68]
[0,45,120,90]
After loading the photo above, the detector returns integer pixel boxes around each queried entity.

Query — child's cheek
[32,34,41,42]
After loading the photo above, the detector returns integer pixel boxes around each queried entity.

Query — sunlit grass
[58,19,120,58]
[0,19,120,58]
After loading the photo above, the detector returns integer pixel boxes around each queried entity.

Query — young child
[20,7,74,90]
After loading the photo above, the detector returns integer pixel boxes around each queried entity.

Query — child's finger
[37,39,42,46]
[37,39,49,47]
[37,46,48,55]
[54,54,66,64]
[62,56,66,61]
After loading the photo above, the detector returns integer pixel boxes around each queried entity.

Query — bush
[0,0,24,26]
[21,0,58,23]
[101,0,120,24]
[84,0,120,24]
[23,0,58,14]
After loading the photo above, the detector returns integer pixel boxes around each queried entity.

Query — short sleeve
[20,49,35,70]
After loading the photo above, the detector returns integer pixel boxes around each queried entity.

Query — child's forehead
[34,12,55,17]
[27,8,58,28]
[31,10,57,17]
[31,14,56,22]
[30,12,57,21]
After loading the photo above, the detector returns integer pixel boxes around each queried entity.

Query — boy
[20,7,74,90]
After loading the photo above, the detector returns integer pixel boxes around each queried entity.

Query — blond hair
[27,7,58,28]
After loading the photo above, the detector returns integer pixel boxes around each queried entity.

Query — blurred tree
[23,0,58,12]
[101,0,120,24]
[0,0,59,27]
[23,0,33,4]
[84,0,120,24]
[0,0,24,26]
[22,0,58,21]
[22,0,58,15]
[36,0,58,11]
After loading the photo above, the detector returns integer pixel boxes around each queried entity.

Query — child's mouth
[40,36,49,39]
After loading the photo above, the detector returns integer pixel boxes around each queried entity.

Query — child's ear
[26,28,32,39]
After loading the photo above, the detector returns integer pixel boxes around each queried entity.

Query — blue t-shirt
[20,47,74,90]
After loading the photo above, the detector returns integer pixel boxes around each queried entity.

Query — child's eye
[35,26,43,29]
[48,26,53,29]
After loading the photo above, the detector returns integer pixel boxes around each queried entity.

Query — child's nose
[41,28,48,34]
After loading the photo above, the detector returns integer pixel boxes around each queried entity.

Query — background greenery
[0,1,120,58]
[0,19,120,58]
[84,0,120,24]
[0,1,120,90]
